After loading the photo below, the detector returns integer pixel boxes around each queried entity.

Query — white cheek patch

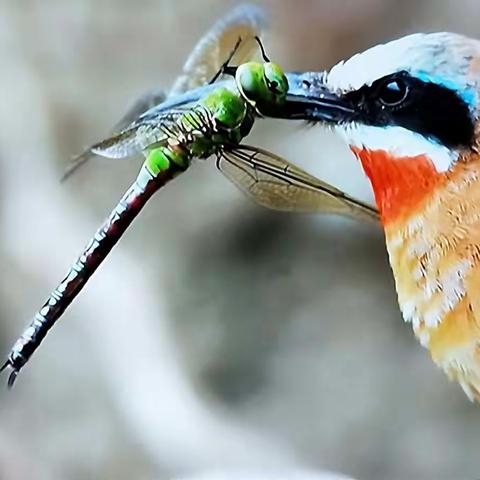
[335,124,458,172]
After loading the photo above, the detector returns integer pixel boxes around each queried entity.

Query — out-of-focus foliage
[0,1,479,480]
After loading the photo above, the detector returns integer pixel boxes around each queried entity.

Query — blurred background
[0,1,479,479]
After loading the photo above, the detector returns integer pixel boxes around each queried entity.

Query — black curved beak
[283,71,355,123]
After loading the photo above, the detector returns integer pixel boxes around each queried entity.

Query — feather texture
[354,142,480,400]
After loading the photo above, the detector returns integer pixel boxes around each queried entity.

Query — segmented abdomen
[2,163,183,386]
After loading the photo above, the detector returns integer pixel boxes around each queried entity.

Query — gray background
[0,1,479,479]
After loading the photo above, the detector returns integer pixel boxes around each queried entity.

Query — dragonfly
[1,5,379,387]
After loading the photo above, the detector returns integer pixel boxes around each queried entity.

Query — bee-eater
[287,32,480,401]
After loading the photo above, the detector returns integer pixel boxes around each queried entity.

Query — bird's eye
[377,78,409,106]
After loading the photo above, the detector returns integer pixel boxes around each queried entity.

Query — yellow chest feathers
[385,157,480,399]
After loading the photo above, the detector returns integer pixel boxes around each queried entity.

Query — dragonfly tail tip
[0,359,19,389]
[7,371,18,390]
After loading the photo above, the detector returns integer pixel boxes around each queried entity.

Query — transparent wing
[63,4,267,180]
[170,4,268,96]
[111,4,267,132]
[62,108,187,181]
[218,145,380,222]
[112,88,167,133]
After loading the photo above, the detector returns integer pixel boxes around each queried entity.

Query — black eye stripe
[345,71,475,149]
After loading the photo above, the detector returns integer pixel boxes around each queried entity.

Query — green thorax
[146,87,254,176]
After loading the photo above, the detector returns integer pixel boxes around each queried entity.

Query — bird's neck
[353,146,480,388]
[350,146,447,226]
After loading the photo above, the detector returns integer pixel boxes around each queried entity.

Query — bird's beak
[283,71,355,123]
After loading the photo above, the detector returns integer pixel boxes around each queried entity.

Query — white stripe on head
[326,33,479,93]
[327,33,429,91]
[335,124,458,172]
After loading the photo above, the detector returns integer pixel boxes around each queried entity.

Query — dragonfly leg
[254,36,270,62]
[208,37,243,84]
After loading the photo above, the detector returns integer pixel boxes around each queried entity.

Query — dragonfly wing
[62,128,145,181]
[170,4,268,96]
[217,145,380,223]
[63,5,267,181]
[62,109,186,181]
[111,5,266,130]
[112,88,167,133]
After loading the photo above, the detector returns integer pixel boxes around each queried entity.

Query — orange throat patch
[351,144,480,400]
[350,146,445,225]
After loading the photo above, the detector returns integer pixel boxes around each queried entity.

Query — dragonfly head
[236,61,289,114]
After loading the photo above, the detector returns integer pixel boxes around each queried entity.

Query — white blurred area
[0,1,479,480]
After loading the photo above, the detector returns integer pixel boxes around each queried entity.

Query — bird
[286,32,480,401]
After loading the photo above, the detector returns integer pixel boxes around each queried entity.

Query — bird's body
[289,32,480,400]
[356,143,480,400]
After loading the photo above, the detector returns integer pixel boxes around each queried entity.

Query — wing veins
[234,146,377,211]
[219,145,379,220]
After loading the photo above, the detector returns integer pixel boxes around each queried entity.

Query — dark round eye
[377,78,409,106]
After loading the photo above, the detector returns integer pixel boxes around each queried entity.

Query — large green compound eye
[263,63,289,102]
[236,62,265,104]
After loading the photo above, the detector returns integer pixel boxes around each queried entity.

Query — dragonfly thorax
[198,86,256,148]
[201,87,248,130]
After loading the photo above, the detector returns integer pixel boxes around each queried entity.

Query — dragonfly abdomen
[1,164,183,387]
